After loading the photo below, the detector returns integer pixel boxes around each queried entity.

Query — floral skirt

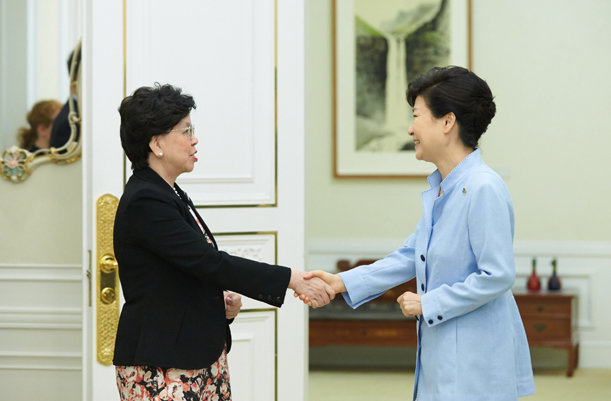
[115,347,231,401]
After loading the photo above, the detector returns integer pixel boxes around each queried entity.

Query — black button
[428,319,433,324]
[276,296,281,303]
[267,295,272,301]
[421,284,425,291]
[438,316,443,321]
[420,255,425,262]
[258,294,263,300]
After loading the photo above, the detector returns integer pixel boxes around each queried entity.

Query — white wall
[0,0,28,151]
[0,161,83,401]
[305,0,611,369]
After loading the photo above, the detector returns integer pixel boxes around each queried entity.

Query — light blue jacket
[339,150,535,401]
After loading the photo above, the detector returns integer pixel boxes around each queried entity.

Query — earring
[158,152,163,157]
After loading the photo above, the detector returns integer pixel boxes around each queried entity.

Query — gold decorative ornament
[96,194,120,365]
[0,39,83,183]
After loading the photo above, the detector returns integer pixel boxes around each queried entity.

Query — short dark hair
[66,47,82,76]
[119,83,196,170]
[406,66,496,149]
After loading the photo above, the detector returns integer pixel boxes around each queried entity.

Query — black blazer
[112,167,291,369]
[49,99,80,149]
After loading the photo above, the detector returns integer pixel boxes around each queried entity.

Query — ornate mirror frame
[1,39,82,183]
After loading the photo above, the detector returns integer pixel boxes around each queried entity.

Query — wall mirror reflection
[0,0,82,183]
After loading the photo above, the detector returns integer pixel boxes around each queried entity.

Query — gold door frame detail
[96,193,120,365]
[122,0,278,207]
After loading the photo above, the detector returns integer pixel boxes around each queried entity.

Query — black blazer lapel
[174,183,218,249]
[188,199,218,250]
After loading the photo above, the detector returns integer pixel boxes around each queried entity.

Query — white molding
[0,264,83,282]
[513,241,611,258]
[581,340,611,347]
[0,351,82,371]
[308,239,611,258]
[58,0,69,100]
[0,351,82,357]
[0,0,7,150]
[0,323,81,329]
[0,263,82,269]
[26,0,37,107]
[0,274,81,282]
[178,175,254,184]
[0,364,81,371]
[0,306,81,314]
[0,306,82,329]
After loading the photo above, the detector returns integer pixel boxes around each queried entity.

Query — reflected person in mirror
[113,83,334,401]
[17,99,62,153]
[299,67,536,401]
[49,48,81,150]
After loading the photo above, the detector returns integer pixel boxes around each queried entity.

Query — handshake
[288,270,346,308]
[289,269,423,316]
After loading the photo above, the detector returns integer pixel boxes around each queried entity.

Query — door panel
[126,0,276,206]
[85,1,306,400]
[227,311,276,401]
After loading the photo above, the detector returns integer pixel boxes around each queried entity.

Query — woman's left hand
[225,292,243,320]
[397,291,423,317]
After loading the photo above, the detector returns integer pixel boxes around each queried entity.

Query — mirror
[0,2,82,183]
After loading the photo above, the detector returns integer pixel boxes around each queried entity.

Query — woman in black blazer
[113,83,333,401]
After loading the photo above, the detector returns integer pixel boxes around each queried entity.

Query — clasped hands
[288,270,336,308]
[294,270,423,316]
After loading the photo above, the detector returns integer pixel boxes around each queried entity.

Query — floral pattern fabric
[116,347,231,401]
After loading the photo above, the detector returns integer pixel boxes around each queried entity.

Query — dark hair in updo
[406,66,496,149]
[119,83,196,170]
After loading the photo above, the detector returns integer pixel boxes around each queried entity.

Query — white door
[82,0,307,400]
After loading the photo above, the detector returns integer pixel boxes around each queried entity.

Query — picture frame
[333,0,472,178]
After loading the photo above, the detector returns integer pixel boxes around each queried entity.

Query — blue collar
[426,149,483,194]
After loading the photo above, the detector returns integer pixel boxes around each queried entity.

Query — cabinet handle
[534,323,546,332]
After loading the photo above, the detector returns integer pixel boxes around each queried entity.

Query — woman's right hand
[295,270,346,306]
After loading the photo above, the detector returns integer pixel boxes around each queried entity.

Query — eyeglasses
[169,124,195,139]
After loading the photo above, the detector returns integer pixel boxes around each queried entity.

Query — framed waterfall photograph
[333,0,471,178]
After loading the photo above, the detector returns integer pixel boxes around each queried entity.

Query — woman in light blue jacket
[303,66,535,401]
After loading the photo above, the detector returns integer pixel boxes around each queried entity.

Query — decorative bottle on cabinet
[527,258,541,291]
[547,258,562,291]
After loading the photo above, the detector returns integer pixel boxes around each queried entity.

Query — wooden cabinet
[309,319,417,347]
[308,260,580,377]
[512,289,579,377]
[309,268,418,348]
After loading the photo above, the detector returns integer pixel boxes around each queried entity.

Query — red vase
[527,258,541,291]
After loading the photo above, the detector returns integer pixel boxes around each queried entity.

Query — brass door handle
[96,194,120,365]
[99,254,118,305]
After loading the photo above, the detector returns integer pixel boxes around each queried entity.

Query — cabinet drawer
[309,320,417,347]
[516,298,571,317]
[522,318,571,342]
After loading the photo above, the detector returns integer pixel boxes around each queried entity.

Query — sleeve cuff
[421,291,445,327]
[338,269,370,307]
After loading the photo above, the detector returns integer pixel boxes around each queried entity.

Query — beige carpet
[308,369,611,401]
